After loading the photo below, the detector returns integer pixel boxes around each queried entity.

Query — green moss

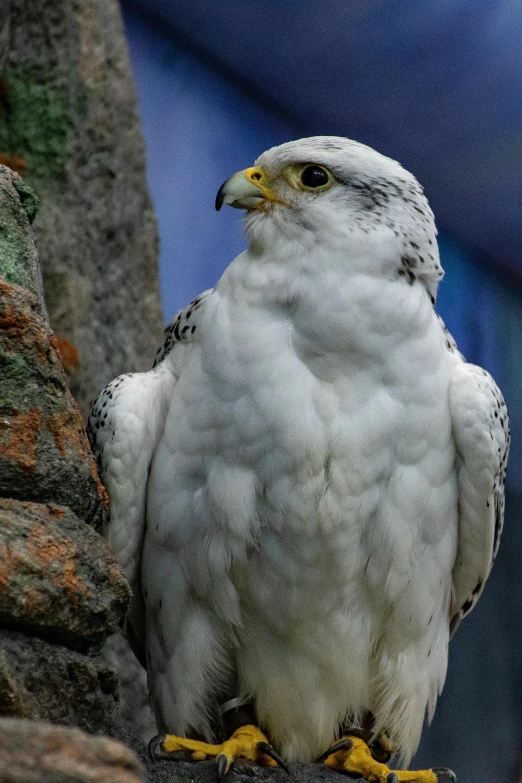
[0,351,36,410]
[13,179,40,224]
[0,221,35,294]
[0,70,71,183]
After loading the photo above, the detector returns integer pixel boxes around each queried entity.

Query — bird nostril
[251,172,262,181]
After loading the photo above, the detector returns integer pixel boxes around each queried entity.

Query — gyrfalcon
[88,137,509,783]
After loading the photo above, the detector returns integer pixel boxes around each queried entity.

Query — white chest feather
[143,259,458,759]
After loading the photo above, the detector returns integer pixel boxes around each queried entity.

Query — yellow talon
[161,733,218,755]
[218,725,278,773]
[322,735,454,783]
[151,724,288,779]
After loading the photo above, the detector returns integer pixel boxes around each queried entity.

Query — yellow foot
[149,724,289,780]
[319,735,456,783]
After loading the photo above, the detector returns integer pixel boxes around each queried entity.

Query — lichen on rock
[0,149,129,744]
[0,0,163,771]
[0,499,129,651]
[1,0,164,418]
[0,273,108,529]
[0,166,42,297]
[0,69,71,184]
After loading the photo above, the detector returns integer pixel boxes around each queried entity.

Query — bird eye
[300,165,330,189]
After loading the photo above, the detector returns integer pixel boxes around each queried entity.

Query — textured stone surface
[106,630,156,743]
[0,166,42,300]
[0,163,107,528]
[0,0,160,750]
[0,274,108,529]
[0,718,144,783]
[0,629,121,735]
[0,0,164,418]
[0,499,129,650]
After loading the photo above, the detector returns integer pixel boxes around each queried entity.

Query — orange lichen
[47,389,110,511]
[0,408,42,473]
[0,517,90,612]
[26,523,91,601]
[0,541,11,589]
[91,466,109,510]
[0,283,52,370]
[53,335,79,372]
[0,297,32,336]
[0,153,26,174]
[0,281,53,351]
[0,279,38,309]
[33,325,55,367]
[46,409,84,458]
[0,532,50,618]
[22,588,39,616]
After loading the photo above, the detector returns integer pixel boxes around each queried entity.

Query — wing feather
[88,366,175,587]
[449,360,509,636]
[87,365,175,657]
[87,289,213,657]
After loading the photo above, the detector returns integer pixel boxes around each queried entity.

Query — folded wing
[449,361,509,636]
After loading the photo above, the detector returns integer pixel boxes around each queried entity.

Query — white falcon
[88,137,509,783]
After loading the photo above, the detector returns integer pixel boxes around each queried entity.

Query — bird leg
[149,724,289,781]
[319,735,455,783]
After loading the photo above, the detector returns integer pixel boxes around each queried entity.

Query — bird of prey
[88,137,509,783]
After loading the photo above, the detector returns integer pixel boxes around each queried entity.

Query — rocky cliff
[0,162,147,780]
[0,0,164,419]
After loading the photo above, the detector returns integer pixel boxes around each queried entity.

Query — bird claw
[215,736,289,781]
[257,740,291,774]
[317,737,354,763]
[148,734,166,763]
[217,753,229,783]
[319,735,451,783]
[148,733,210,763]
[149,725,288,779]
[216,742,288,782]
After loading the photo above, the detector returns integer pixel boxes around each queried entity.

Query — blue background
[121,3,522,779]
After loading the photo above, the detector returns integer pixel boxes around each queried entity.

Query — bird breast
[154,263,457,619]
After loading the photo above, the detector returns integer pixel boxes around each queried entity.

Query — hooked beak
[215,167,283,211]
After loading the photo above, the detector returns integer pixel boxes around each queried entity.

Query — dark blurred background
[119,2,522,780]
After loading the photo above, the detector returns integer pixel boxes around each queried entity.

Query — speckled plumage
[88,137,509,767]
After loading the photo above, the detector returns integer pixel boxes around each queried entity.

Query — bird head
[216,136,443,300]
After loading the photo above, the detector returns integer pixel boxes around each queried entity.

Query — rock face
[0,169,42,302]
[0,499,129,651]
[0,165,108,529]
[0,164,130,744]
[0,272,107,531]
[107,629,157,744]
[0,630,120,735]
[0,718,145,783]
[0,0,164,418]
[1,0,163,750]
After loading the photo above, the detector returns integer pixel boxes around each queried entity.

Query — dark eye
[300,165,330,188]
